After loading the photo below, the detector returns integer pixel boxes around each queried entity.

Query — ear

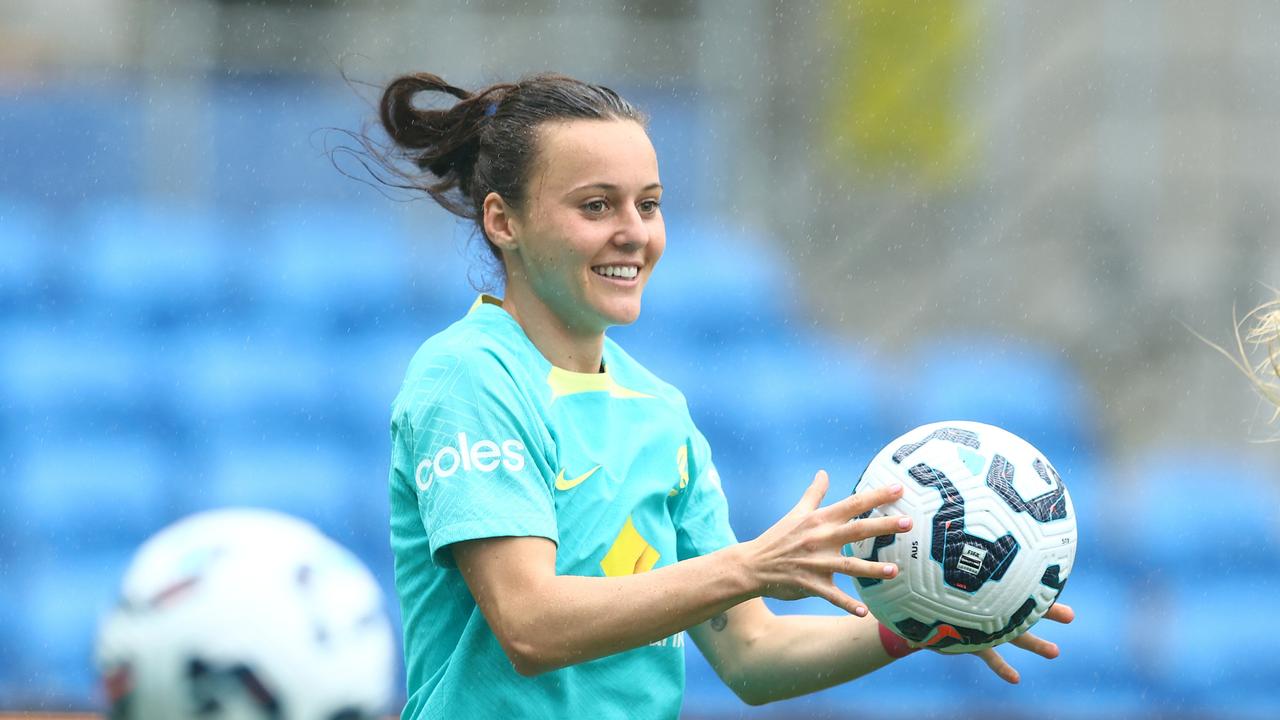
[482,192,520,253]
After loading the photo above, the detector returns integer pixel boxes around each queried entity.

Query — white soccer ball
[96,508,396,719]
[845,421,1076,653]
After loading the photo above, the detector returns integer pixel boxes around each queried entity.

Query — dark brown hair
[343,72,646,267]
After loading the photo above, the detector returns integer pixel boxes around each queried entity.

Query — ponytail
[377,74,514,219]
[339,71,646,264]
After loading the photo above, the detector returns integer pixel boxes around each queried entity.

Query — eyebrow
[566,182,663,195]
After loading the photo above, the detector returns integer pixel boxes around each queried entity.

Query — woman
[374,72,1072,718]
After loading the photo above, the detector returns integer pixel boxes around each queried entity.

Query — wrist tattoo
[710,613,728,632]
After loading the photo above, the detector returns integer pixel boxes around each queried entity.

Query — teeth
[594,265,638,279]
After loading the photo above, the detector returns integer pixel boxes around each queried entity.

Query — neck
[500,281,605,374]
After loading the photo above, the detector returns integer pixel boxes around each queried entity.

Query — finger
[820,481,904,522]
[834,555,899,581]
[809,581,870,618]
[836,514,912,545]
[793,470,830,514]
[1011,631,1059,659]
[1044,602,1075,624]
[977,648,1020,684]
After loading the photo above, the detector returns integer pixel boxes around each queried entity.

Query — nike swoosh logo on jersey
[555,465,602,491]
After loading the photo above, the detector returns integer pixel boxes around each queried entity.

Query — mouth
[590,264,641,286]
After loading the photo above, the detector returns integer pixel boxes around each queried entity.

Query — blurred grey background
[2,1,1278,717]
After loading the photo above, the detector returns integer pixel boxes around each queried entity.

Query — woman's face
[507,119,665,335]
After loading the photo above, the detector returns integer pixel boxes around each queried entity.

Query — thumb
[793,469,830,514]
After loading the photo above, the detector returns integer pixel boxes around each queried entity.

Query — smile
[591,265,639,281]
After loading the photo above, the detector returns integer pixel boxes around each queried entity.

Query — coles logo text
[416,432,526,491]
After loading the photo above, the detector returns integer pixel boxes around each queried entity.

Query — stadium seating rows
[2,81,1275,714]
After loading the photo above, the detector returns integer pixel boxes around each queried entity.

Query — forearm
[729,612,897,704]
[504,543,756,674]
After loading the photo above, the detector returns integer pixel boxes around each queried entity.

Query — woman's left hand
[971,602,1076,684]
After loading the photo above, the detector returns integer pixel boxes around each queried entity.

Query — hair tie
[484,102,498,117]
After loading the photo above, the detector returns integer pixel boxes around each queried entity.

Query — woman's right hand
[742,470,911,617]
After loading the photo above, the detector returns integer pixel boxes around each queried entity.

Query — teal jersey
[388,295,738,720]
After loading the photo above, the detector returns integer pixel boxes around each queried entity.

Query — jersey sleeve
[393,350,558,568]
[672,426,738,561]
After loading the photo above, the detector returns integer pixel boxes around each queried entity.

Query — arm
[689,597,894,706]
[689,597,1077,705]
[452,471,908,677]
[454,536,753,676]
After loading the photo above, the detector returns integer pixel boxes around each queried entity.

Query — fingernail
[882,564,897,576]
[897,517,911,529]
[888,483,903,493]
[854,606,868,617]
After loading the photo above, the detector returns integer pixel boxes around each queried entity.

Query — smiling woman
[483,117,665,371]
[353,72,1072,720]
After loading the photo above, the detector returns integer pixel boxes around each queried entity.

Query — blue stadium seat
[188,436,362,538]
[893,335,1103,570]
[1121,449,1280,575]
[210,80,371,205]
[346,509,397,594]
[1149,572,1280,713]
[991,569,1144,711]
[170,323,341,434]
[314,436,395,573]
[633,332,888,440]
[0,322,154,421]
[631,89,713,218]
[628,221,796,345]
[73,201,233,323]
[335,326,428,444]
[0,83,143,202]
[398,213,488,319]
[896,336,1093,463]
[667,334,891,540]
[0,197,50,309]
[0,568,18,696]
[681,641,740,717]
[12,434,172,550]
[237,203,416,329]
[10,549,133,706]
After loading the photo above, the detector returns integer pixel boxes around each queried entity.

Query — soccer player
[375,72,1073,718]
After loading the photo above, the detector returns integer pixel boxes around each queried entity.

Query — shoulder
[603,336,694,414]
[393,310,539,421]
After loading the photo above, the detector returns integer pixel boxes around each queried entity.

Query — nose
[612,203,649,250]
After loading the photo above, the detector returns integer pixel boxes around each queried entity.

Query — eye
[582,199,608,214]
[638,199,662,214]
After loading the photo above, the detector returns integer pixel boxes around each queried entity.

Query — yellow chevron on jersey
[546,365,654,401]
[601,515,661,577]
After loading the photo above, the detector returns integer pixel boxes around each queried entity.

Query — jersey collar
[467,294,653,402]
